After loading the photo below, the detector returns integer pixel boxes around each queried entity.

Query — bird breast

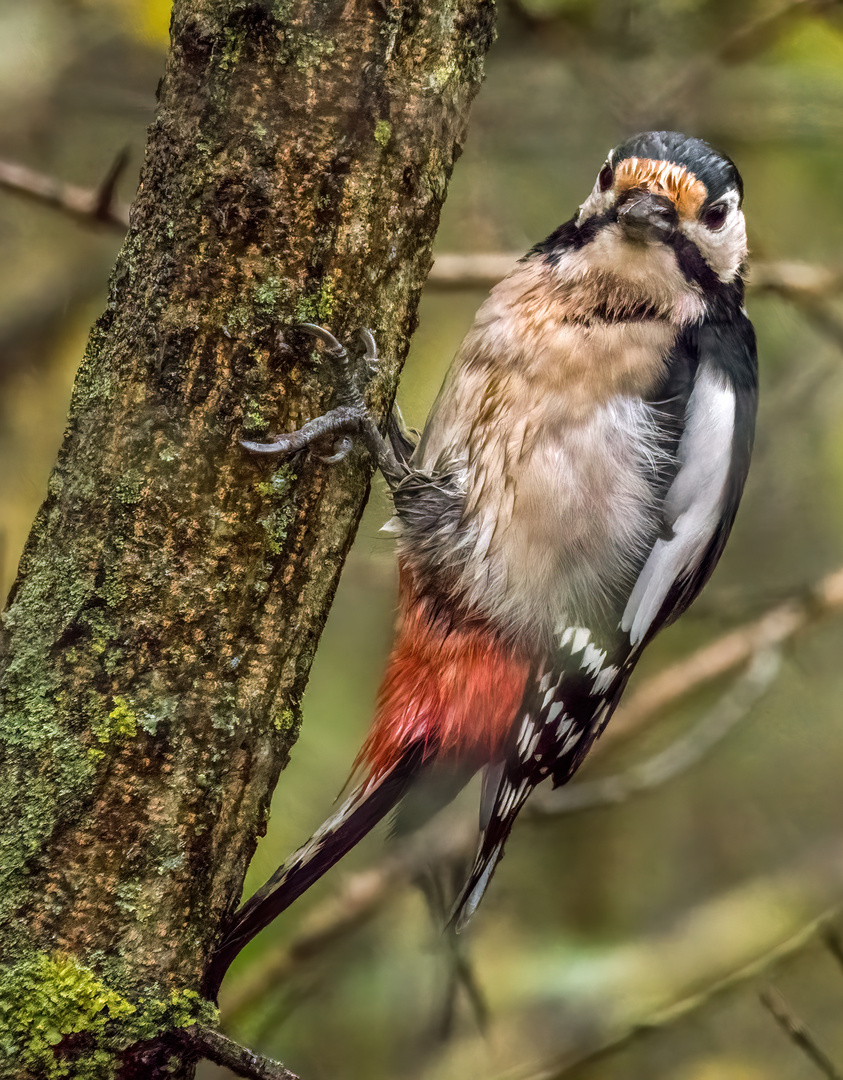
[410,259,682,649]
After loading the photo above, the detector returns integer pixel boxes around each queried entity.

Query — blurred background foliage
[4,1,843,1078]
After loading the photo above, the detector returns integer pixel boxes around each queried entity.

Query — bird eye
[598,163,614,192]
[702,203,728,231]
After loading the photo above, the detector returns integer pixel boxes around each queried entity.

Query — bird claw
[313,435,354,464]
[295,322,348,357]
[240,324,403,484]
[240,436,294,455]
[295,323,380,369]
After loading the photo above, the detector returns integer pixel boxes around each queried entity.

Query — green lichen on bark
[0,951,217,1080]
[0,0,495,1074]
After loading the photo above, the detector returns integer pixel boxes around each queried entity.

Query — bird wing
[452,314,757,930]
[621,315,757,646]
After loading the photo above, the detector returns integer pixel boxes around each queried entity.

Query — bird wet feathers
[214,130,757,975]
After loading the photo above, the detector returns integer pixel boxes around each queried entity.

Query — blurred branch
[750,259,843,352]
[528,908,843,1080]
[221,812,478,1024]
[179,1025,299,1080]
[0,151,131,230]
[639,0,836,126]
[760,988,843,1080]
[530,645,780,816]
[516,842,843,1079]
[718,0,842,63]
[606,564,843,751]
[822,924,843,974]
[222,563,843,1023]
[751,260,843,298]
[427,252,520,289]
[428,254,843,297]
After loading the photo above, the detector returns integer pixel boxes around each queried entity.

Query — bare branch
[638,0,831,125]
[604,566,843,754]
[750,260,843,298]
[180,1025,300,1080]
[426,252,547,290]
[0,154,131,229]
[822,925,843,976]
[531,646,781,816]
[221,811,478,1024]
[526,911,842,1080]
[760,987,843,1080]
[428,253,843,297]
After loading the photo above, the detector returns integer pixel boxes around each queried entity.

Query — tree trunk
[0,1,495,1076]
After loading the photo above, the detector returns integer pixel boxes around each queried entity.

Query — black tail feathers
[206,742,426,993]
[449,772,533,933]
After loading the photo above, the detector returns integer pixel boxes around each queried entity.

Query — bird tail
[207,741,426,991]
[449,768,533,933]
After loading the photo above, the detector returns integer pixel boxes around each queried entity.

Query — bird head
[576,131,747,285]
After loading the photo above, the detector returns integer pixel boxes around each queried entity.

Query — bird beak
[616,188,678,242]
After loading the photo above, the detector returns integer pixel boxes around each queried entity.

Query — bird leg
[241,323,407,488]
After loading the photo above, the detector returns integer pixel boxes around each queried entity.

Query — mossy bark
[0,1,495,1076]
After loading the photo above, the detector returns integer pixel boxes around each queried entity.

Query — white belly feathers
[447,393,668,644]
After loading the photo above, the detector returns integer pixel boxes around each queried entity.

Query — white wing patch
[593,664,619,695]
[622,366,736,645]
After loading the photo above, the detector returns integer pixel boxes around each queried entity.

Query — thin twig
[822,924,843,976]
[605,566,843,753]
[221,813,477,1024]
[0,153,131,230]
[523,909,843,1080]
[180,1024,300,1080]
[92,146,130,222]
[760,987,843,1080]
[638,0,828,122]
[531,646,780,816]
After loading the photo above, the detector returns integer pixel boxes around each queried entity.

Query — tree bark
[0,1,495,1076]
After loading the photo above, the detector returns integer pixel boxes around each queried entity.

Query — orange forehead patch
[614,157,707,219]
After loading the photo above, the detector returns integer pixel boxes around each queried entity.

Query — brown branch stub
[0,155,131,229]
[821,924,843,976]
[180,1025,300,1080]
[92,147,131,223]
[760,987,843,1080]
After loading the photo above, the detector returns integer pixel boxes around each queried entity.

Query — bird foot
[241,324,402,482]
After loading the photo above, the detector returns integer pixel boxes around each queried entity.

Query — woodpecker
[214,130,757,977]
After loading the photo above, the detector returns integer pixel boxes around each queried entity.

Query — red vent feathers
[356,570,530,785]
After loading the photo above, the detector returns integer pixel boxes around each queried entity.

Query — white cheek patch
[577,150,616,223]
[621,366,736,645]
[682,190,746,282]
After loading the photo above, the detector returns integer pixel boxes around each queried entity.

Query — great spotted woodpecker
[213,130,757,978]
